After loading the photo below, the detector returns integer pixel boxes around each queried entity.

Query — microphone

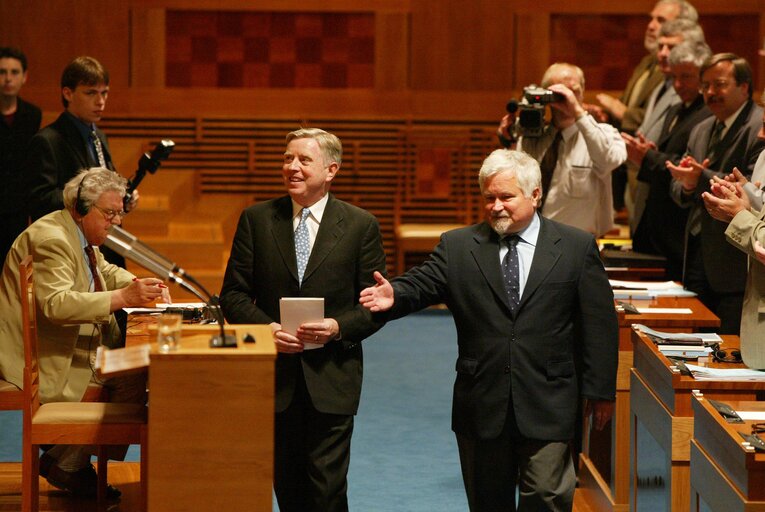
[104,226,236,348]
[500,99,519,147]
[124,140,175,212]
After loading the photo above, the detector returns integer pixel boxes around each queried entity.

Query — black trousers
[273,364,354,512]
[456,402,575,512]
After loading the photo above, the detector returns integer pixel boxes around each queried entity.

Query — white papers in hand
[280,297,325,350]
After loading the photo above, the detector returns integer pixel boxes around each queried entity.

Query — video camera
[507,85,565,138]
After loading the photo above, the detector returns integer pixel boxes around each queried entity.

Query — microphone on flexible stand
[123,140,175,212]
[104,226,236,347]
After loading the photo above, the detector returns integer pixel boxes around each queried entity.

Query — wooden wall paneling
[129,0,411,12]
[760,14,765,92]
[409,0,451,90]
[130,7,166,87]
[514,13,551,90]
[374,11,409,90]
[0,0,131,111]
[409,0,514,91]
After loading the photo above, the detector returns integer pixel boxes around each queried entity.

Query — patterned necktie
[539,131,562,209]
[84,245,103,292]
[501,235,521,313]
[295,208,311,285]
[706,122,725,162]
[90,130,107,168]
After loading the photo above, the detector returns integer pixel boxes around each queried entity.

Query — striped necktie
[84,245,103,292]
[91,130,107,168]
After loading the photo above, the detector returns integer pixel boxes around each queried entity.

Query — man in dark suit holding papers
[360,149,618,512]
[220,128,386,512]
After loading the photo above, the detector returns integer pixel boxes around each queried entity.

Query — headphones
[75,174,90,217]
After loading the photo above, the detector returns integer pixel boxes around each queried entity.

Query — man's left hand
[666,156,708,192]
[297,318,340,345]
[701,176,749,223]
[585,399,614,431]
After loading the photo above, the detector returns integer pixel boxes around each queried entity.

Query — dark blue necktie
[502,235,520,312]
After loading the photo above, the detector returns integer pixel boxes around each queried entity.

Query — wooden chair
[0,378,23,410]
[19,255,148,511]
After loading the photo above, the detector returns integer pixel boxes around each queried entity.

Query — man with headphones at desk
[0,167,168,500]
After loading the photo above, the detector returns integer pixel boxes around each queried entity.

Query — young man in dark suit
[0,46,41,263]
[220,128,387,512]
[25,56,135,343]
[668,53,765,333]
[360,149,618,512]
[25,56,130,221]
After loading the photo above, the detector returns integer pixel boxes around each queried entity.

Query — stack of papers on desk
[610,280,697,299]
[634,324,719,358]
[683,363,765,381]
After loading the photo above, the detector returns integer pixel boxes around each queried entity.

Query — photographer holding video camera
[498,63,626,237]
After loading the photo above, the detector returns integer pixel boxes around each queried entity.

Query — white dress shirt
[498,212,540,299]
[291,194,330,253]
[519,114,627,236]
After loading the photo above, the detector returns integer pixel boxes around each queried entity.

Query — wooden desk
[578,296,719,512]
[122,322,276,511]
[604,266,666,281]
[630,331,765,512]
[690,395,765,511]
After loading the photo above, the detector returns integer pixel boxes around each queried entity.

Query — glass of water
[157,313,182,352]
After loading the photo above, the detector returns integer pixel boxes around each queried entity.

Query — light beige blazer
[0,209,133,402]
[725,207,765,369]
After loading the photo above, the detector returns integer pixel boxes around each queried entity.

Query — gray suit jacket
[725,208,765,369]
[220,194,387,415]
[385,215,618,441]
[671,100,765,293]
[632,81,681,232]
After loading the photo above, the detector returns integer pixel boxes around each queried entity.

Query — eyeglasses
[711,343,742,364]
[92,204,126,221]
[699,79,732,93]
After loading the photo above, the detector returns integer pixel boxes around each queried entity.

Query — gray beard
[490,217,513,236]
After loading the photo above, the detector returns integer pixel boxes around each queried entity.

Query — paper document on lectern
[280,297,324,349]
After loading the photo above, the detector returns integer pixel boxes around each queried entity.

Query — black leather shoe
[39,453,56,478]
[45,463,121,500]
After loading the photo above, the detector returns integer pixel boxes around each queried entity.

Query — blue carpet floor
[0,310,467,511]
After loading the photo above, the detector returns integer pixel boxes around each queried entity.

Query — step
[135,238,227,270]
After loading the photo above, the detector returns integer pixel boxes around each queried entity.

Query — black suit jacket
[386,215,618,441]
[635,96,712,274]
[220,194,387,415]
[672,100,765,293]
[0,97,42,216]
[25,112,114,221]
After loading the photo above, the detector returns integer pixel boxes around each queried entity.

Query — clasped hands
[270,318,340,353]
[700,166,753,223]
[665,155,708,193]
[702,170,765,265]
